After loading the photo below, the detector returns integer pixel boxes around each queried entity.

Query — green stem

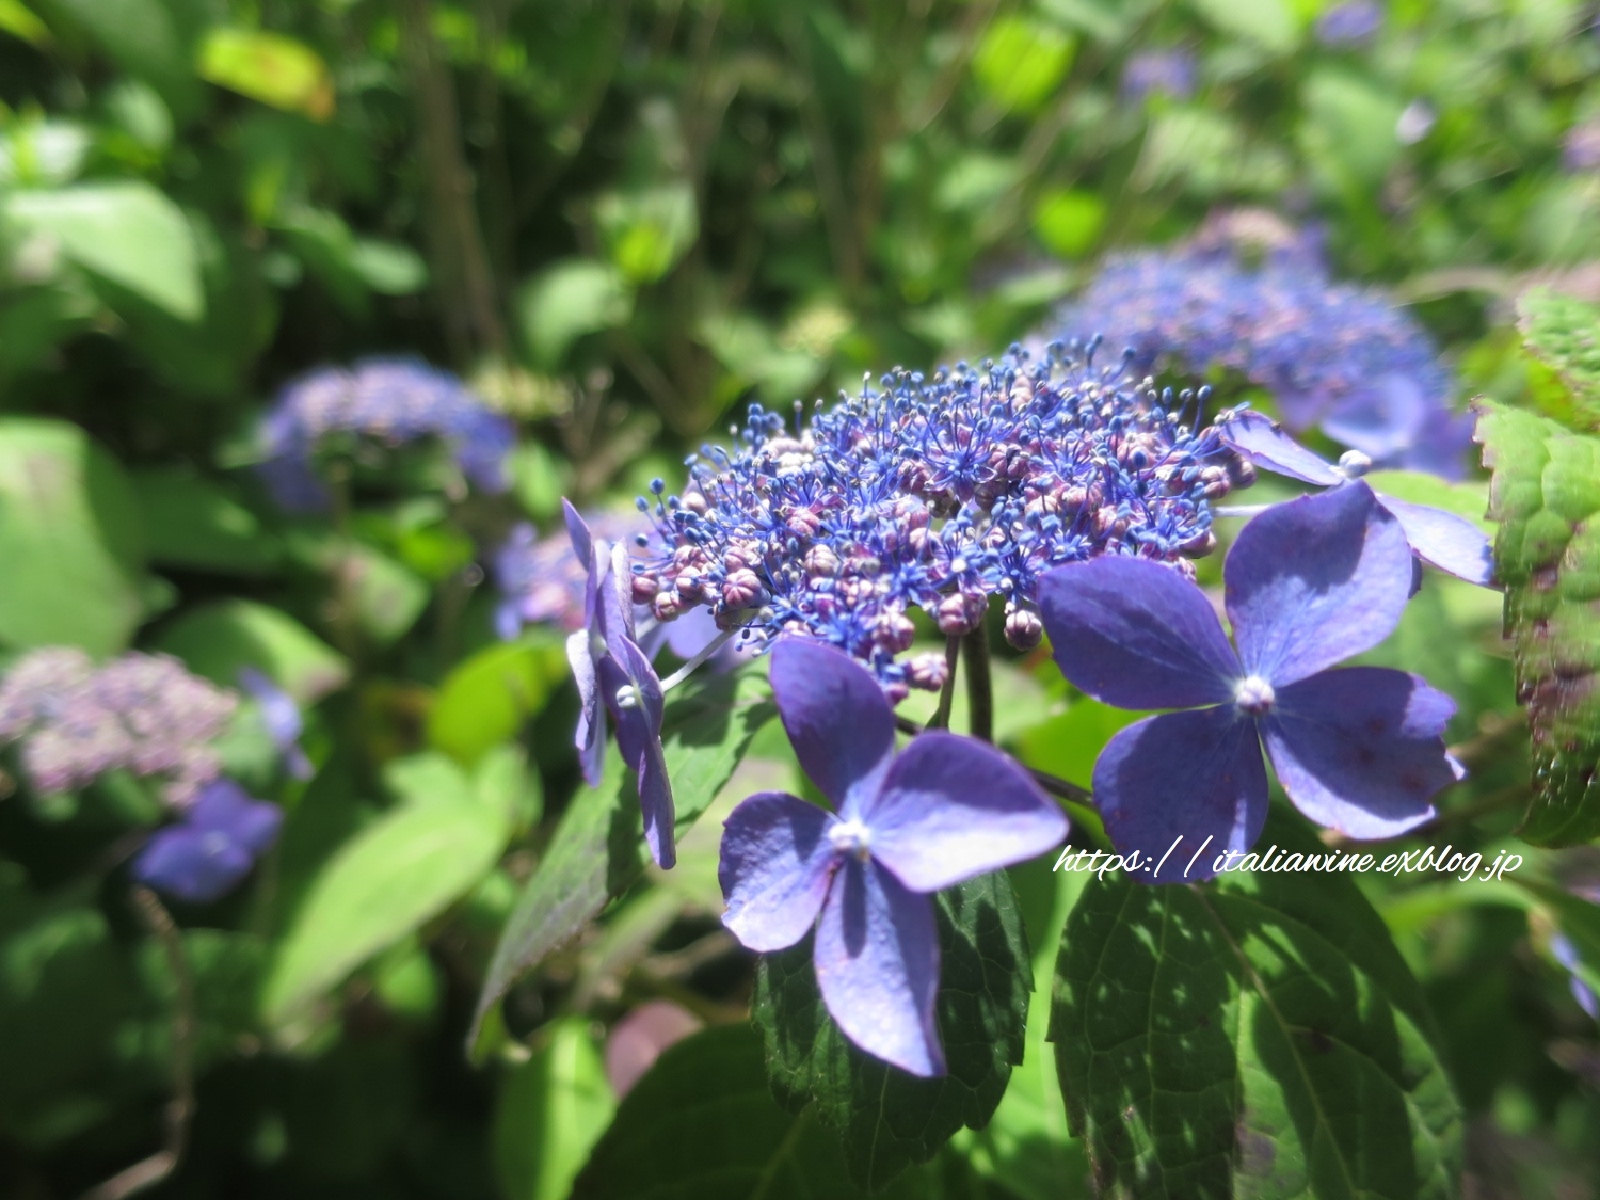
[927,636,961,730]
[962,625,993,743]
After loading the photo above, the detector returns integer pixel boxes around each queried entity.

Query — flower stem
[658,628,738,693]
[928,636,961,729]
[963,625,993,743]
[1212,504,1272,518]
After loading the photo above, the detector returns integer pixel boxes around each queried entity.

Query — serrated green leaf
[570,1023,959,1200]
[469,668,776,1054]
[262,764,509,1025]
[3,183,203,320]
[1516,288,1600,430]
[751,870,1032,1191]
[494,1018,615,1200]
[1050,813,1462,1199]
[1476,400,1600,844]
[152,598,348,704]
[0,418,146,655]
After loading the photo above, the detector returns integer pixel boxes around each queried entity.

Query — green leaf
[349,238,427,294]
[151,598,348,705]
[0,120,89,187]
[199,28,334,120]
[570,1023,956,1200]
[1050,813,1462,1199]
[494,1018,615,1200]
[427,636,564,767]
[1188,0,1300,55]
[1516,288,1600,430]
[0,0,48,45]
[262,756,509,1024]
[0,418,146,655]
[3,183,203,320]
[752,870,1032,1191]
[972,16,1076,114]
[130,466,283,575]
[596,184,698,286]
[1475,401,1600,844]
[1033,188,1106,259]
[516,259,633,368]
[45,0,197,113]
[469,667,776,1054]
[341,544,430,644]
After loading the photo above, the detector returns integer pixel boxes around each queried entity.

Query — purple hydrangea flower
[1039,484,1462,883]
[631,348,1248,697]
[1217,408,1493,585]
[257,357,515,512]
[1316,0,1382,46]
[0,649,238,805]
[1051,230,1471,476]
[564,502,676,868]
[718,638,1069,1075]
[1120,49,1199,102]
[132,778,282,903]
[238,668,314,781]
[1564,120,1600,174]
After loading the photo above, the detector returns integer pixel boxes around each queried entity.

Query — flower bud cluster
[1051,219,1471,476]
[258,357,515,511]
[630,346,1248,698]
[0,648,238,805]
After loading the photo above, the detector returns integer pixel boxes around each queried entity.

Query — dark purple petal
[719,791,838,952]
[1377,494,1494,587]
[563,499,598,627]
[1218,410,1344,486]
[188,779,283,856]
[134,827,256,903]
[1038,557,1240,709]
[769,637,896,816]
[1093,707,1268,884]
[1260,667,1458,839]
[566,629,606,787]
[606,638,675,869]
[866,732,1068,891]
[600,543,639,649]
[1320,372,1428,462]
[814,857,944,1077]
[1226,482,1413,685]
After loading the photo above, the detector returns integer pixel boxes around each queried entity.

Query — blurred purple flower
[1551,933,1600,1021]
[719,638,1068,1075]
[1316,1,1382,46]
[1121,49,1198,102]
[1039,484,1461,882]
[132,778,282,903]
[238,668,314,781]
[257,357,514,512]
[0,648,237,805]
[605,1001,703,1097]
[1564,120,1600,173]
[1218,409,1493,585]
[1396,100,1436,145]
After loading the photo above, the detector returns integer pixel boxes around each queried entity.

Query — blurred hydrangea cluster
[0,648,237,805]
[258,357,515,511]
[1120,49,1199,102]
[630,346,1250,697]
[1051,211,1473,476]
[493,511,652,639]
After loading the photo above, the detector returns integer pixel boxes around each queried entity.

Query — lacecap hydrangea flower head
[718,637,1068,1075]
[1039,483,1462,882]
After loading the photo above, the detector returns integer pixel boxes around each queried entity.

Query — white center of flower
[615,684,642,710]
[828,817,872,861]
[1233,674,1277,716]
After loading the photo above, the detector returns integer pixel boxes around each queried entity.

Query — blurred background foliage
[2,0,1600,1197]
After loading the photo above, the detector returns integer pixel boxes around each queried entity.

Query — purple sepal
[133,779,282,903]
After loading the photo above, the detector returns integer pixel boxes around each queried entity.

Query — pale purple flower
[1316,1,1382,46]
[718,638,1069,1076]
[239,668,313,781]
[1218,408,1492,585]
[1551,933,1600,1021]
[132,778,282,903]
[1121,49,1198,102]
[1039,484,1462,883]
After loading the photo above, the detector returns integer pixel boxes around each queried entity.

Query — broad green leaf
[262,759,509,1024]
[130,466,283,575]
[427,636,564,767]
[569,1024,959,1200]
[0,0,47,44]
[752,870,1032,1191]
[1516,288,1600,429]
[0,120,89,187]
[1475,401,1600,843]
[341,544,430,644]
[1051,814,1462,1199]
[3,183,203,320]
[1033,188,1106,259]
[972,16,1075,114]
[494,1018,615,1200]
[152,599,348,704]
[349,239,427,294]
[46,0,197,113]
[1189,0,1300,55]
[1298,69,1404,188]
[199,29,335,120]
[469,668,776,1054]
[517,259,633,368]
[596,184,698,286]
[0,418,146,655]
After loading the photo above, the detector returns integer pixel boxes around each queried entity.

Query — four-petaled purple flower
[563,501,676,869]
[718,638,1069,1076]
[132,778,283,903]
[1039,483,1462,883]
[1218,408,1493,586]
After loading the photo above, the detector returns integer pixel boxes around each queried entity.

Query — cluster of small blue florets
[628,345,1251,697]
[258,357,515,511]
[1051,215,1473,476]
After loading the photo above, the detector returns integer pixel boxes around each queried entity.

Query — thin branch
[927,636,961,730]
[962,626,993,743]
[81,888,195,1200]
